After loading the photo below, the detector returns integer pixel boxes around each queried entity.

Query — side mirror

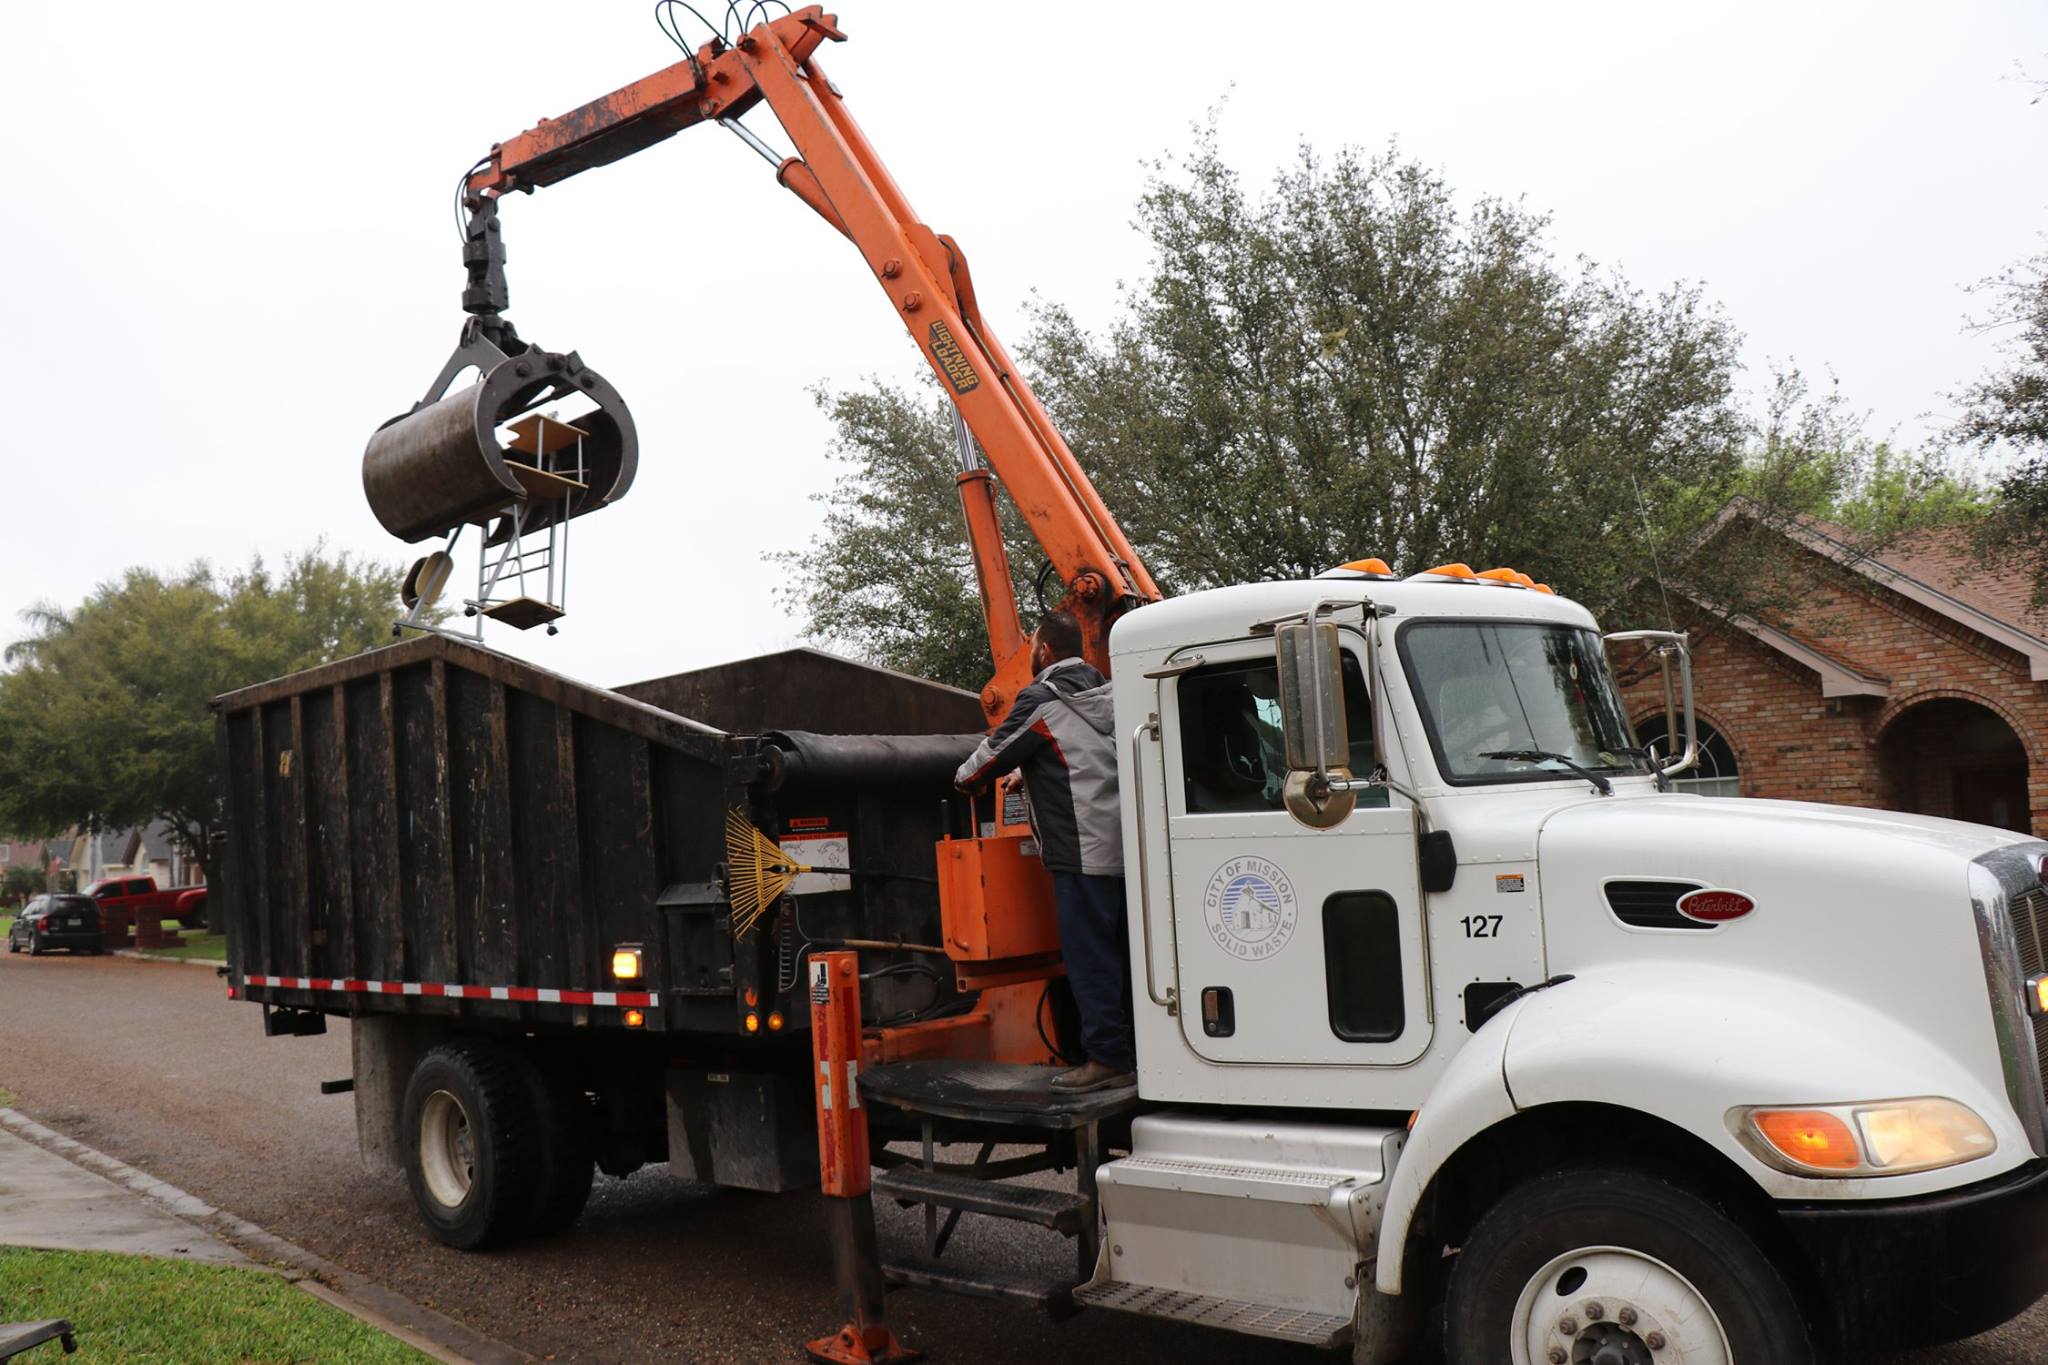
[1275,621,1356,828]
[1602,629,1698,780]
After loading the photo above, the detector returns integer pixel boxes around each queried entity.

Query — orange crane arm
[465,6,1158,720]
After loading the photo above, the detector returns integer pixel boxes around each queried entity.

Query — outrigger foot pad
[804,1324,922,1364]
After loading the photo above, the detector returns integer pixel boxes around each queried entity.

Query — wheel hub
[1574,1322,1654,1365]
[1513,1246,1731,1365]
[418,1089,477,1210]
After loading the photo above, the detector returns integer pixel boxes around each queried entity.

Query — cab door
[1161,635,1431,1065]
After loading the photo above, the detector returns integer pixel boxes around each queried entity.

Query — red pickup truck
[83,876,208,933]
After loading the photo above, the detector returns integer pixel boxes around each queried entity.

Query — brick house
[1617,503,2047,838]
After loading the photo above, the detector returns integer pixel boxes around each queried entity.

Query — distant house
[0,832,65,898]
[64,820,204,890]
[1618,504,2046,837]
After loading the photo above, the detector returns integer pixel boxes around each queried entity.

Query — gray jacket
[953,658,1123,876]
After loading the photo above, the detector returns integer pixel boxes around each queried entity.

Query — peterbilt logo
[1676,888,1755,924]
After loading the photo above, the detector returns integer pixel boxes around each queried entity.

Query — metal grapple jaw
[362,189,637,545]
[361,191,638,636]
[361,327,637,543]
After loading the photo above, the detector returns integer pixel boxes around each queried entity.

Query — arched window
[1634,716,1740,797]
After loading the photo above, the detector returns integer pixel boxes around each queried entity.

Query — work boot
[1050,1060,1134,1093]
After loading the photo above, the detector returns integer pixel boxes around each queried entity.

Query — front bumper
[1778,1157,2048,1350]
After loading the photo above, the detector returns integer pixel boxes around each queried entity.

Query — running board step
[884,1257,1076,1316]
[872,1166,1089,1235]
[1073,1281,1351,1348]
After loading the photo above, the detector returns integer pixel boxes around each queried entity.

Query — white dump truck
[1071,561,2048,1364]
[260,8,2048,1359]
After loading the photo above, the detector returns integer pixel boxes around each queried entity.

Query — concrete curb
[0,1108,533,1365]
[110,948,222,968]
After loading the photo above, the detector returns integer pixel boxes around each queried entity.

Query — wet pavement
[0,1123,246,1264]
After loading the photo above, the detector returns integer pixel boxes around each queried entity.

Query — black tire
[523,1063,596,1236]
[27,931,43,957]
[1444,1167,1811,1365]
[400,1041,543,1250]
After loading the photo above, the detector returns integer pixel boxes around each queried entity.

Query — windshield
[1400,620,1636,784]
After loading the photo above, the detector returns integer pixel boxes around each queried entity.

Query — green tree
[1953,252,2048,610]
[783,134,1973,687]
[775,384,1040,690]
[1,863,47,907]
[0,549,414,868]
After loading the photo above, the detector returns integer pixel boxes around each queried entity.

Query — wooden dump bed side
[216,634,729,1035]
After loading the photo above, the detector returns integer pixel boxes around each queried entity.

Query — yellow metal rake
[724,809,815,938]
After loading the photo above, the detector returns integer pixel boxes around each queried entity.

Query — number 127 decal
[1462,914,1504,939]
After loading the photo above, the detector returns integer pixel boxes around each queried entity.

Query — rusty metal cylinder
[362,349,637,543]
[759,731,982,790]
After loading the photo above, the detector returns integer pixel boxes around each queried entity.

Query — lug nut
[1583,1301,1604,1321]
[1548,1350,1566,1364]
[1646,1330,1666,1350]
[1617,1306,1637,1327]
[1558,1316,1578,1336]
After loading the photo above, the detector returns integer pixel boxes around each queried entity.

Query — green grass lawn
[132,931,225,963]
[0,1248,429,1363]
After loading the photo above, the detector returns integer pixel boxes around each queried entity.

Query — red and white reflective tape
[235,974,658,1008]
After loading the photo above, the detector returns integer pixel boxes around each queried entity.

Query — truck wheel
[1444,1167,1811,1365]
[401,1042,541,1250]
[523,1064,595,1236]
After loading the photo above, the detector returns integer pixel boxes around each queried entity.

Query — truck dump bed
[216,634,975,1040]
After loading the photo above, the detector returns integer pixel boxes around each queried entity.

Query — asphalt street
[0,950,2041,1364]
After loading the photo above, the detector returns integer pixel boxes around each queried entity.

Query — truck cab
[1086,563,2048,1363]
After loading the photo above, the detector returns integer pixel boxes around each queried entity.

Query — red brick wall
[1618,546,2048,838]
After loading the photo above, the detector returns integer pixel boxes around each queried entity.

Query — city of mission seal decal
[1202,856,1298,961]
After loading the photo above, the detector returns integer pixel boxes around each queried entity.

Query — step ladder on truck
[220,8,2048,1364]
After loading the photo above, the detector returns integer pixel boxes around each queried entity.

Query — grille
[2013,884,2048,1100]
[1604,880,1709,931]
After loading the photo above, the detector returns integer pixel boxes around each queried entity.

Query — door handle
[1130,714,1177,1013]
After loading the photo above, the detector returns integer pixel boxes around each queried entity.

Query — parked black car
[6,894,102,955]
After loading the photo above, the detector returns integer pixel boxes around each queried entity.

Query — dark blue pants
[1051,871,1134,1072]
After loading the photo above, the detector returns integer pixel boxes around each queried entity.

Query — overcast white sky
[2,2,2043,690]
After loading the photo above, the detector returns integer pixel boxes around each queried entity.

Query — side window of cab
[1177,650,1382,814]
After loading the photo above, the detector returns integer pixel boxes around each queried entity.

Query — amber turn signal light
[1752,1109,1861,1171]
[2028,974,2048,1018]
[745,1012,760,1033]
[610,944,643,981]
[623,1008,645,1028]
[767,1011,785,1031]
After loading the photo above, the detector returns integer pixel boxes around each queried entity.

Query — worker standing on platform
[954,611,1134,1092]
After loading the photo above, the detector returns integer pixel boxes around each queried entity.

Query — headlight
[1737,1098,1995,1176]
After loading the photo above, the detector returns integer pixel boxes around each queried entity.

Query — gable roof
[1713,498,2048,682]
[1669,582,1892,699]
